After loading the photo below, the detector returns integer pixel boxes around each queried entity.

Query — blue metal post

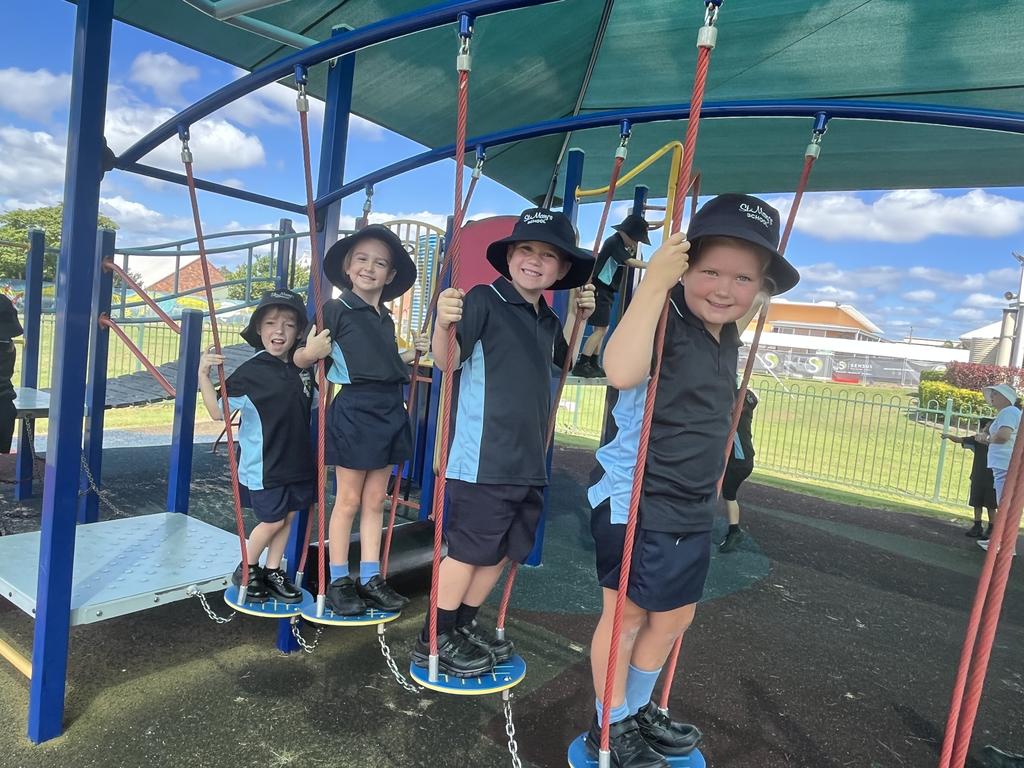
[14,228,44,500]
[167,310,202,514]
[29,0,114,744]
[275,218,292,290]
[524,148,586,567]
[632,185,649,217]
[280,35,355,654]
[79,229,115,524]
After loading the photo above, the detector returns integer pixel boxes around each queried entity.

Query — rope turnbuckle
[178,126,193,164]
[457,12,473,71]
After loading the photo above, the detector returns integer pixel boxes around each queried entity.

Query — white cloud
[964,292,1009,309]
[803,285,858,303]
[770,189,1024,243]
[220,178,246,189]
[351,114,385,141]
[952,307,987,322]
[129,52,199,106]
[0,68,71,120]
[902,289,936,303]
[797,261,900,291]
[105,105,265,172]
[99,196,193,236]
[907,266,986,292]
[0,126,66,206]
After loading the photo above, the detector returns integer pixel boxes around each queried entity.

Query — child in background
[942,417,996,540]
[0,294,22,454]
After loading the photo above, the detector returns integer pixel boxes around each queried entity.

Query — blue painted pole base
[224,584,313,618]
[567,735,706,767]
[299,601,400,627]
[409,654,526,696]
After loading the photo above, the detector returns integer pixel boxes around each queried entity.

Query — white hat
[983,383,1019,407]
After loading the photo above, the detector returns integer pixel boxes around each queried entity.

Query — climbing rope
[180,126,252,600]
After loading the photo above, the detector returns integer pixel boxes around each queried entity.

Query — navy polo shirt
[593,233,633,291]
[446,278,569,486]
[311,289,408,385]
[222,350,314,491]
[588,284,741,533]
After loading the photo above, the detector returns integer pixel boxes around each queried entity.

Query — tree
[219,252,310,301]
[0,204,118,280]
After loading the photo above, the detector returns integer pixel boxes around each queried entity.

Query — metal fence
[554,378,993,508]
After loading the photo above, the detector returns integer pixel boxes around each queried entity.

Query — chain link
[503,691,523,768]
[186,585,235,624]
[79,452,130,518]
[378,628,422,694]
[290,619,322,653]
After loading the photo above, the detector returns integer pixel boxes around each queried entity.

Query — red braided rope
[599,41,715,753]
[496,562,518,631]
[429,62,471,661]
[296,107,330,602]
[183,157,250,588]
[941,428,1024,767]
[545,151,626,449]
[382,160,482,578]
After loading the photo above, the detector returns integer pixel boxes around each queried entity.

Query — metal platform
[13,387,50,418]
[409,654,527,695]
[0,513,241,626]
[567,736,705,767]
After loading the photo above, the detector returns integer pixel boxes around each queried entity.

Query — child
[293,224,424,616]
[199,290,314,603]
[942,417,996,539]
[585,194,799,766]
[975,383,1021,554]
[572,214,650,378]
[411,208,596,677]
[719,388,758,553]
[0,293,22,453]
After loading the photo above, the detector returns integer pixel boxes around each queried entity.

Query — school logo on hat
[739,201,774,229]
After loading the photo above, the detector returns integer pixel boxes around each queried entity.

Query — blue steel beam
[29,0,114,744]
[316,98,1024,211]
[167,310,203,514]
[15,229,44,500]
[115,0,561,168]
[80,229,116,524]
[120,162,307,215]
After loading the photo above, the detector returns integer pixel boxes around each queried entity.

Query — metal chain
[185,585,235,624]
[503,691,523,768]
[290,619,322,654]
[378,628,422,694]
[78,452,130,518]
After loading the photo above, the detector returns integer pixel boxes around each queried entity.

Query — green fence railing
[554,378,995,508]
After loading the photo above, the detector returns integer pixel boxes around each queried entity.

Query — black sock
[456,603,480,628]
[422,608,459,641]
[728,523,741,534]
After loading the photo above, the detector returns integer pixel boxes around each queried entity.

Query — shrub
[919,369,946,383]
[918,380,987,413]
[945,361,1021,390]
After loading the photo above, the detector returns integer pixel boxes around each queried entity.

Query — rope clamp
[805,112,829,158]
[457,12,473,71]
[362,184,374,215]
[472,146,486,178]
[178,126,193,164]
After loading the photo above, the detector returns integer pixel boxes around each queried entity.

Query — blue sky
[2,1,1023,340]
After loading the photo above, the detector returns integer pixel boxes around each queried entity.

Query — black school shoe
[325,576,367,616]
[411,631,495,678]
[457,619,514,663]
[634,702,703,756]
[356,575,409,612]
[585,715,669,768]
[966,521,984,538]
[231,563,269,603]
[571,356,596,378]
[262,567,303,603]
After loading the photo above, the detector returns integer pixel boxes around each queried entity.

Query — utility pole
[1011,251,1024,369]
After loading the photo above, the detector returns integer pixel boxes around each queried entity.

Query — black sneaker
[634,702,703,756]
[585,715,669,768]
[966,522,984,538]
[457,619,514,662]
[719,527,745,553]
[356,575,408,612]
[325,576,367,616]
[984,745,1024,767]
[411,631,495,678]
[262,567,303,604]
[591,359,606,378]
[231,562,269,603]
[571,357,595,377]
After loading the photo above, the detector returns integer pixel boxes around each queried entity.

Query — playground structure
[0,2,1021,767]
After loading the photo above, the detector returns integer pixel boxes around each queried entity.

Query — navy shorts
[591,500,711,612]
[325,382,412,470]
[590,284,616,328]
[240,479,314,523]
[445,480,544,566]
[722,460,753,501]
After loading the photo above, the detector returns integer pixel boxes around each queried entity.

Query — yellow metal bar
[576,141,684,199]
[662,146,682,238]
[0,636,32,679]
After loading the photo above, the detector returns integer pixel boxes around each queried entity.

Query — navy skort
[721,459,753,502]
[591,499,711,612]
[590,283,616,328]
[445,480,544,566]
[325,381,411,470]
[240,479,314,523]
